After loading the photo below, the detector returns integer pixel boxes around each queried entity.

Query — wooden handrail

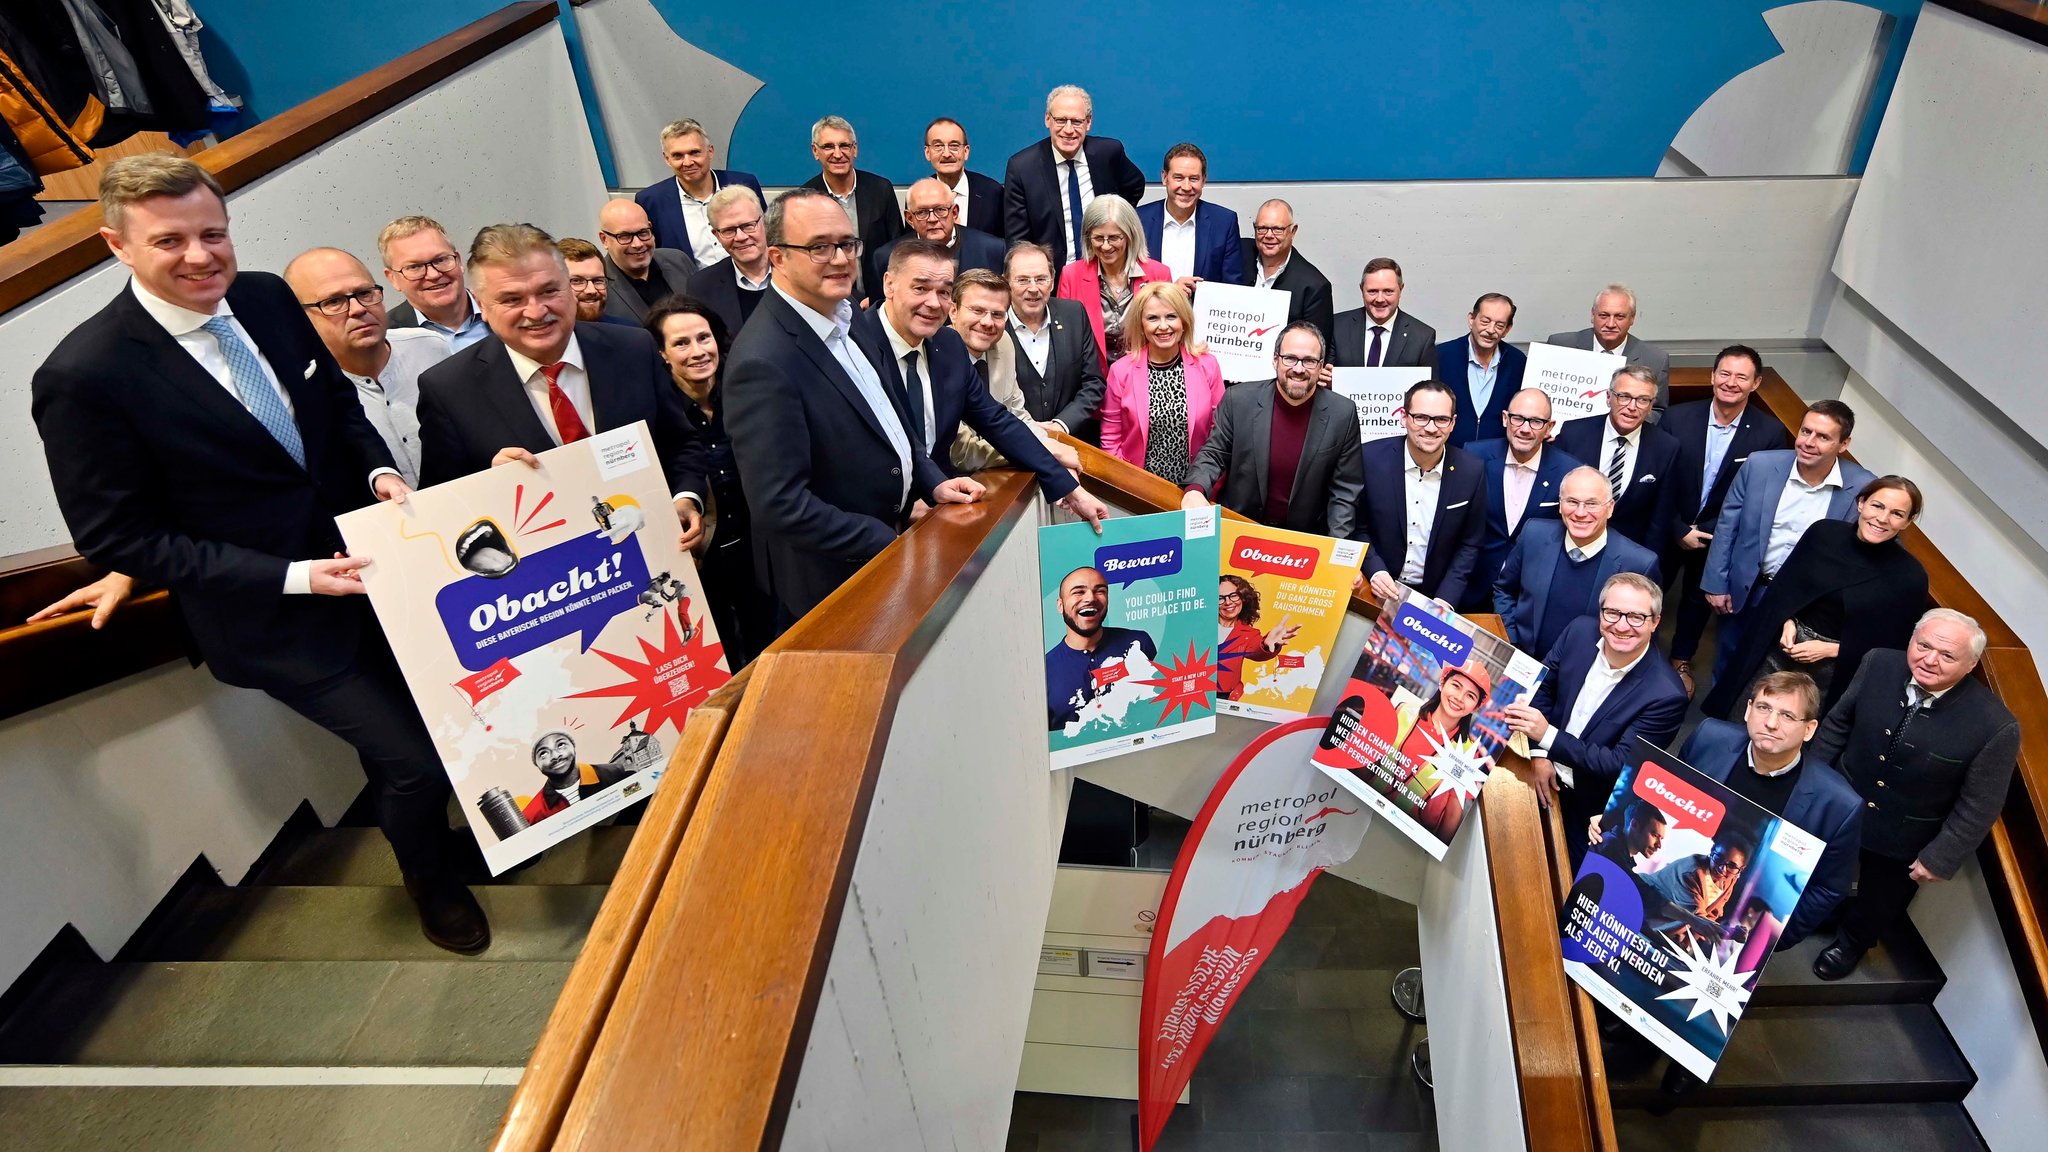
[0,548,180,723]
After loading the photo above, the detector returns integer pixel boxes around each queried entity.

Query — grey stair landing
[1607,1003,1974,1107]
[142,884,608,962]
[260,826,635,887]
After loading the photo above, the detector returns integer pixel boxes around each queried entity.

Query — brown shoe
[404,876,491,954]
[1672,659,1696,699]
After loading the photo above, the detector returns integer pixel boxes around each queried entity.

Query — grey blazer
[1547,328,1671,421]
[1331,307,1437,369]
[603,248,700,325]
[1184,383,1363,538]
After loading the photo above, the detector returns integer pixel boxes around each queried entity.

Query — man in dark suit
[1136,143,1242,289]
[863,178,1006,303]
[632,118,765,266]
[1494,467,1661,656]
[1662,345,1789,695]
[31,155,488,953]
[1547,284,1673,422]
[1181,323,1363,538]
[1554,365,1679,557]
[1004,241,1106,443]
[1353,380,1487,607]
[1437,293,1525,448]
[1001,85,1147,268]
[1330,257,1437,369]
[1503,573,1688,864]
[1466,388,1583,609]
[723,189,987,622]
[415,223,709,565]
[1241,200,1335,343]
[597,199,697,326]
[849,238,1105,530]
[802,115,903,300]
[378,214,489,350]
[684,185,772,336]
[1809,613,2020,979]
[922,116,1005,239]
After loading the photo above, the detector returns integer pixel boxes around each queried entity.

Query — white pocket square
[1731,455,1750,464]
[1538,500,1559,508]
[1637,474,1657,483]
[303,360,317,379]
[1446,500,1470,510]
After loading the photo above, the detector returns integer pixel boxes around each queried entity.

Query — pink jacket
[1100,350,1227,475]
[1056,256,1174,366]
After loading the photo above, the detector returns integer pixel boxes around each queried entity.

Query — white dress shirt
[1159,208,1199,282]
[776,284,913,503]
[944,173,971,227]
[1010,308,1053,377]
[881,309,938,453]
[1056,151,1095,263]
[505,334,701,510]
[1400,449,1444,584]
[1537,640,1650,761]
[674,175,728,267]
[1763,459,1846,577]
[1602,417,1643,494]
[343,328,449,488]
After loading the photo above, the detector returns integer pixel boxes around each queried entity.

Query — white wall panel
[574,0,763,189]
[1416,808,1525,1150]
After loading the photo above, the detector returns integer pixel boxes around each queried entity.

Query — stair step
[0,961,569,1067]
[0,1083,511,1152]
[1607,1004,1973,1106]
[256,826,636,887]
[1611,1101,1984,1151]
[1752,928,1944,1007]
[142,886,607,962]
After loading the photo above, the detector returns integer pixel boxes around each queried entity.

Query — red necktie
[540,361,590,444]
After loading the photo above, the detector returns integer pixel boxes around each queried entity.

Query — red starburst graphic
[566,609,730,735]
[1137,642,1220,724]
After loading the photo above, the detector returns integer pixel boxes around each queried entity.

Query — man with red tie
[417,223,708,552]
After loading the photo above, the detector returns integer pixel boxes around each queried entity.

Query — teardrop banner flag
[1137,718,1372,1149]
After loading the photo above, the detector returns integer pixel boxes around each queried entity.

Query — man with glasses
[380,214,489,351]
[801,116,902,301]
[922,116,1005,239]
[685,185,772,335]
[1003,241,1105,444]
[862,178,1005,305]
[633,117,763,263]
[1180,322,1363,538]
[1240,200,1335,344]
[1001,85,1146,268]
[597,199,697,326]
[1353,380,1488,607]
[284,246,450,487]
[556,237,636,328]
[1556,364,1679,555]
[1503,572,1688,864]
[725,189,986,625]
[1437,292,1525,448]
[1466,388,1584,610]
[1548,284,1672,422]
[1494,467,1660,655]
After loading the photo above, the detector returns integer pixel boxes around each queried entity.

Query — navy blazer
[1352,438,1487,606]
[1493,520,1662,654]
[1465,437,1583,604]
[1532,616,1688,790]
[848,310,1078,501]
[1702,450,1878,610]
[801,170,907,274]
[1436,336,1527,448]
[952,169,1007,238]
[1661,400,1791,543]
[633,170,766,258]
[1681,718,1863,946]
[1554,415,1680,556]
[1136,199,1243,284]
[863,227,1007,304]
[1002,136,1148,267]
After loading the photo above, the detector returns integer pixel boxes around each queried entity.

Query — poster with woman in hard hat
[1310,591,1545,859]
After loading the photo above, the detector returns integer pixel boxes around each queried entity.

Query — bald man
[283,247,452,487]
[597,198,698,325]
[863,177,1007,304]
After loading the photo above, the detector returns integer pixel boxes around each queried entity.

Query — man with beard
[1045,566,1158,730]
[1642,836,1756,950]
[556,237,633,327]
[520,730,636,824]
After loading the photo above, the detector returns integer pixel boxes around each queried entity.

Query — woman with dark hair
[1398,661,1493,840]
[643,295,774,666]
[1217,574,1299,700]
[1704,475,1929,719]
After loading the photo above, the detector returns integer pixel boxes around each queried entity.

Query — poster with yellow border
[1214,521,1366,722]
[336,421,730,874]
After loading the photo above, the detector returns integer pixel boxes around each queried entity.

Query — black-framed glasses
[713,218,762,239]
[567,276,604,290]
[907,207,954,222]
[1406,413,1455,429]
[1276,354,1323,370]
[1600,606,1654,628]
[601,228,655,245]
[1048,116,1088,129]
[1609,390,1656,408]
[1217,592,1243,603]
[301,286,384,316]
[391,253,458,282]
[1504,412,1551,429]
[1252,225,1294,236]
[773,238,863,262]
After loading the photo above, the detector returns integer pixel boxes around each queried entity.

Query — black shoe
[405,875,491,954]
[1812,938,1866,981]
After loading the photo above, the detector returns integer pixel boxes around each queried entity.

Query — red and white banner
[1137,718,1373,1148]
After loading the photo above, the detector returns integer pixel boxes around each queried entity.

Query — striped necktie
[201,317,305,468]
[1606,435,1627,495]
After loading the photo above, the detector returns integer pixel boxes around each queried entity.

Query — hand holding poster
[1525,341,1627,425]
[1190,282,1292,382]
[1215,521,1365,722]
[1560,738,1826,1080]
[1040,508,1220,769]
[337,422,731,874]
[1310,593,1546,859]
[1329,367,1433,444]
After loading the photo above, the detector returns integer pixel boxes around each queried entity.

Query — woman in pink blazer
[1054,193,1172,367]
[1099,281,1226,485]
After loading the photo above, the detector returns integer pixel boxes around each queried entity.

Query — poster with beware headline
[1561,738,1825,1080]
[1525,342,1626,426]
[337,421,731,874]
[1040,508,1220,770]
[1330,367,1433,444]
[1191,282,1292,382]
[1309,593,1545,859]
[1215,520,1366,723]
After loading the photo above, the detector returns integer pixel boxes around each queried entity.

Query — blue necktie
[202,316,305,468]
[1064,159,1085,263]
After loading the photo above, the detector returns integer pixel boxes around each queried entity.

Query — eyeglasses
[1010,274,1052,288]
[391,252,458,282]
[907,207,954,222]
[713,218,762,239]
[1217,592,1243,603]
[1710,857,1745,876]
[1560,497,1609,512]
[773,238,864,262]
[1599,606,1654,628]
[1504,412,1552,429]
[1048,117,1089,129]
[816,143,855,154]
[1747,700,1810,725]
[1407,413,1455,429]
[1252,225,1294,236]
[301,286,384,316]
[926,140,966,153]
[567,276,605,290]
[601,228,655,244]
[1609,390,1656,408]
[1276,354,1323,369]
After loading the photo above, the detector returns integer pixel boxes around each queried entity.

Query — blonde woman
[1098,281,1225,484]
